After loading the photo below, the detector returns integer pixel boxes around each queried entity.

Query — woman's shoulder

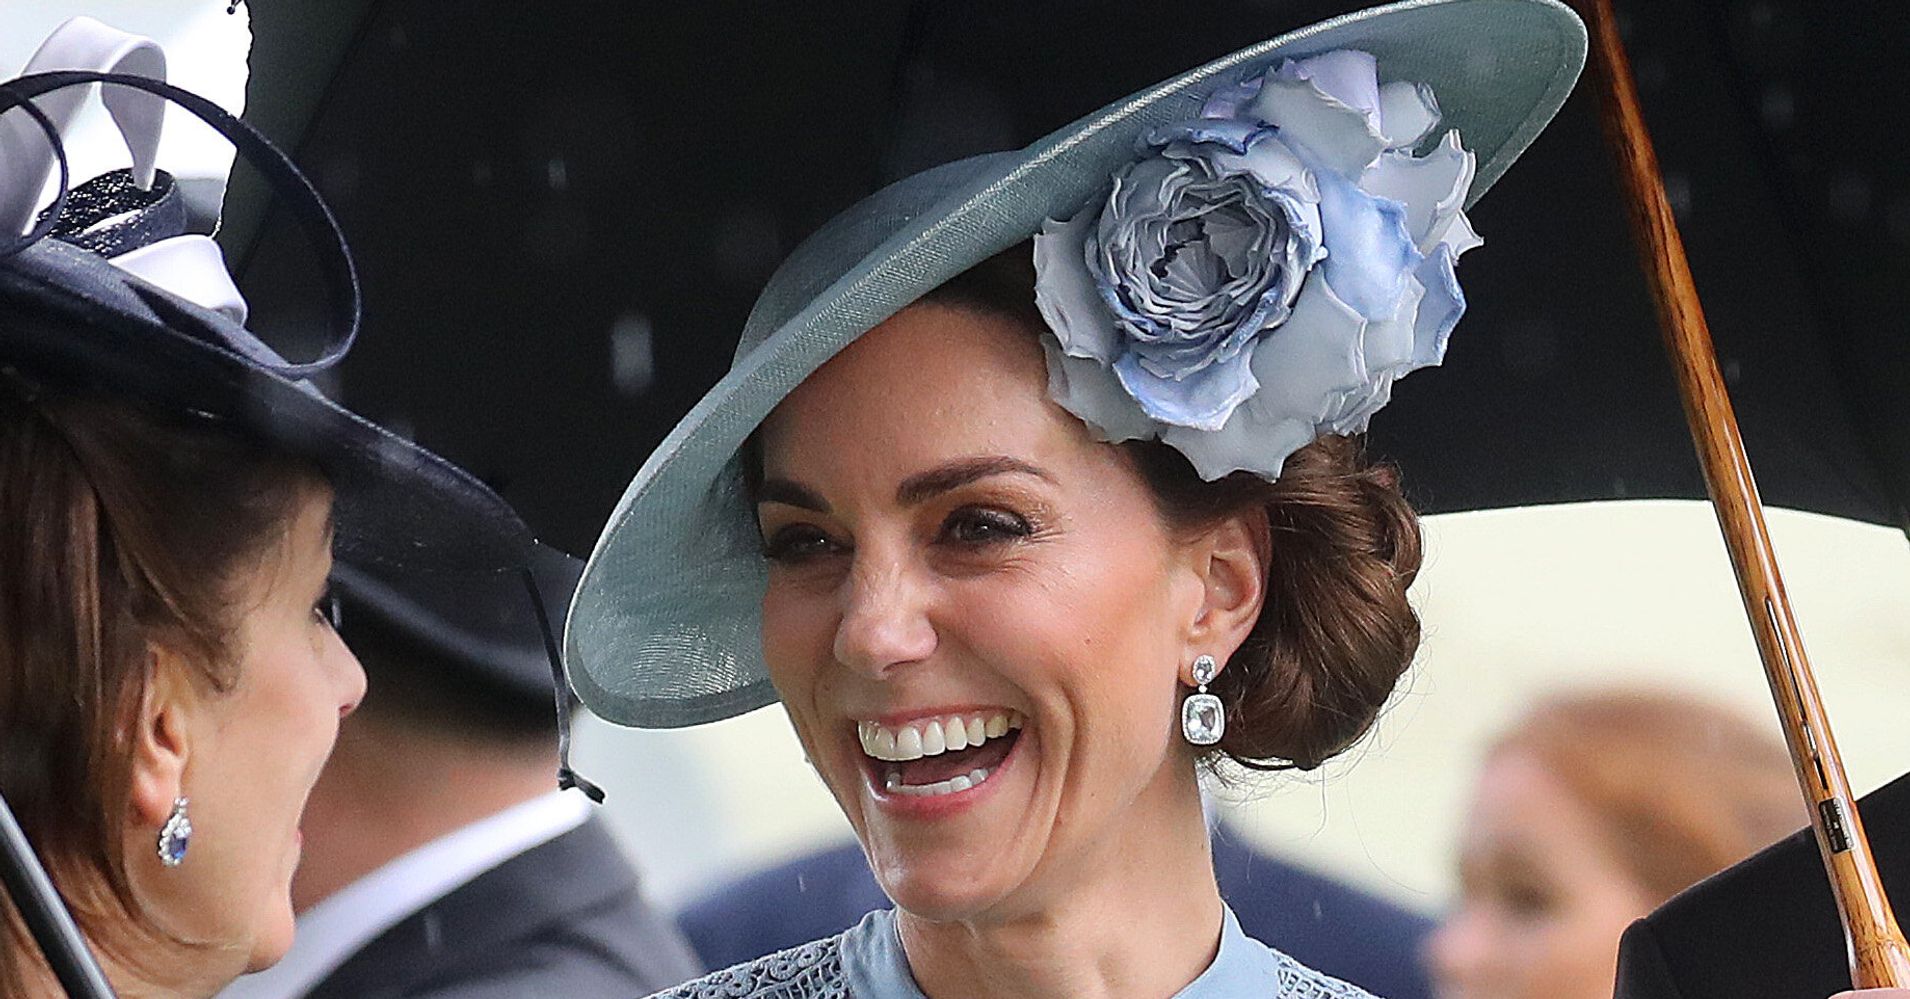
[642,933,850,999]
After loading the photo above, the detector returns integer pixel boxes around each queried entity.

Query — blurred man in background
[219,551,699,999]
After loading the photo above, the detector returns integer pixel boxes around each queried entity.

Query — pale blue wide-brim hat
[567,0,1588,728]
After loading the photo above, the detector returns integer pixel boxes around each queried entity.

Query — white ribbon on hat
[0,17,165,236]
[1,17,246,323]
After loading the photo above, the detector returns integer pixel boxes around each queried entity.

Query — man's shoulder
[310,817,701,998]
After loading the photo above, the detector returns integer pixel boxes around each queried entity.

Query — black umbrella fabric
[229,0,1910,553]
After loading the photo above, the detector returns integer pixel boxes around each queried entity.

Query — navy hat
[0,67,538,610]
[330,542,584,706]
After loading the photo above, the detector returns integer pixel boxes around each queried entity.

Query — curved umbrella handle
[1566,0,1910,987]
[0,791,115,998]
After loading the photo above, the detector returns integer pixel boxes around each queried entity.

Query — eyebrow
[756,479,830,513]
[895,456,1051,506]
[756,456,1052,513]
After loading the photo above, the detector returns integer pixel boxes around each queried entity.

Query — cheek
[760,579,836,695]
[958,547,1187,742]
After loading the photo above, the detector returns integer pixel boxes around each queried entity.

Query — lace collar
[840,903,1377,998]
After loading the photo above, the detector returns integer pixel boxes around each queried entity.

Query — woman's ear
[1182,508,1270,679]
[127,645,195,830]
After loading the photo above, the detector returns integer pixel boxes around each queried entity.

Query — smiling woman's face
[756,301,1217,922]
[131,487,366,976]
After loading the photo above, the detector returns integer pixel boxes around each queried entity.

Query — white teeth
[883,765,997,798]
[896,726,923,759]
[858,710,1023,762]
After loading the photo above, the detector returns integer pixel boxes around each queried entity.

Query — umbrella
[228,0,1910,555]
[222,0,1910,988]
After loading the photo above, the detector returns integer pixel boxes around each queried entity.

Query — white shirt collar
[216,789,593,999]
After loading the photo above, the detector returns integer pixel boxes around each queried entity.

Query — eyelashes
[941,506,1033,545]
[313,585,342,629]
[760,505,1037,565]
[760,524,840,563]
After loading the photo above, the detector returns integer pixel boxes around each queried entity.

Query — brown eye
[761,524,844,563]
[941,507,1031,546]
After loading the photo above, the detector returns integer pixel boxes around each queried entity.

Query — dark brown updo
[926,245,1423,771]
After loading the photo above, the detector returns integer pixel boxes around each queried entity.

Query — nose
[1423,906,1491,996]
[327,626,367,718]
[832,550,937,679]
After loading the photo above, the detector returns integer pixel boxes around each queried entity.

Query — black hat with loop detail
[0,67,598,999]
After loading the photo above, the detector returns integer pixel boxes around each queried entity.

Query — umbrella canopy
[228,0,1910,554]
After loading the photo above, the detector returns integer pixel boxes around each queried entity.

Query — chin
[242,906,297,973]
[866,831,1047,925]
[879,866,1007,923]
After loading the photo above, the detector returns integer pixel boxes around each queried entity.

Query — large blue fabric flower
[1034,49,1482,480]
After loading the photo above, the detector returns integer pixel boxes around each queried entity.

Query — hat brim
[2,238,539,601]
[567,0,1588,728]
[331,540,583,703]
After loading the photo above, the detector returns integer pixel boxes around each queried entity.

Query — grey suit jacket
[304,816,701,998]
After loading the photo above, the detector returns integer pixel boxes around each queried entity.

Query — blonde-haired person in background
[1424,689,1805,999]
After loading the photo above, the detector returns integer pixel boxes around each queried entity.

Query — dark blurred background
[228,0,1910,557]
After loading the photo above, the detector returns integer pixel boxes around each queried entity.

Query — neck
[895,764,1224,999]
[12,915,237,999]
[290,713,557,911]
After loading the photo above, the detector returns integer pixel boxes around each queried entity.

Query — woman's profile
[0,19,537,997]
[1425,690,1805,999]
[563,2,1587,996]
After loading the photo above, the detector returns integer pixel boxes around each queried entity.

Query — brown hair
[0,373,322,990]
[1492,689,1804,905]
[924,245,1423,771]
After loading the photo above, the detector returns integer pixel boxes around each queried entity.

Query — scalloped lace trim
[650,936,847,999]
[647,930,1382,998]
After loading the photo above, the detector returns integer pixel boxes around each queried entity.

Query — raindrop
[1746,2,1776,30]
[387,23,407,49]
[1723,358,1743,386]
[546,156,569,193]
[471,159,493,187]
[1661,170,1693,219]
[1826,172,1872,223]
[1610,477,1629,498]
[1760,84,1795,131]
[609,312,657,398]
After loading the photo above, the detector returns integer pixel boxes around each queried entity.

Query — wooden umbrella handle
[1567,0,1910,986]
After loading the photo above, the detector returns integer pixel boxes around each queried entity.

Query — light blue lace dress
[647,904,1380,998]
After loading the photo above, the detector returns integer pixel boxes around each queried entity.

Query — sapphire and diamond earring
[157,796,191,868]
[1181,654,1225,746]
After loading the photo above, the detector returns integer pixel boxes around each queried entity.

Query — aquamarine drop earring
[1181,654,1225,746]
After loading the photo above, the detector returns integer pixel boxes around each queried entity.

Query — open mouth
[857,711,1024,798]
